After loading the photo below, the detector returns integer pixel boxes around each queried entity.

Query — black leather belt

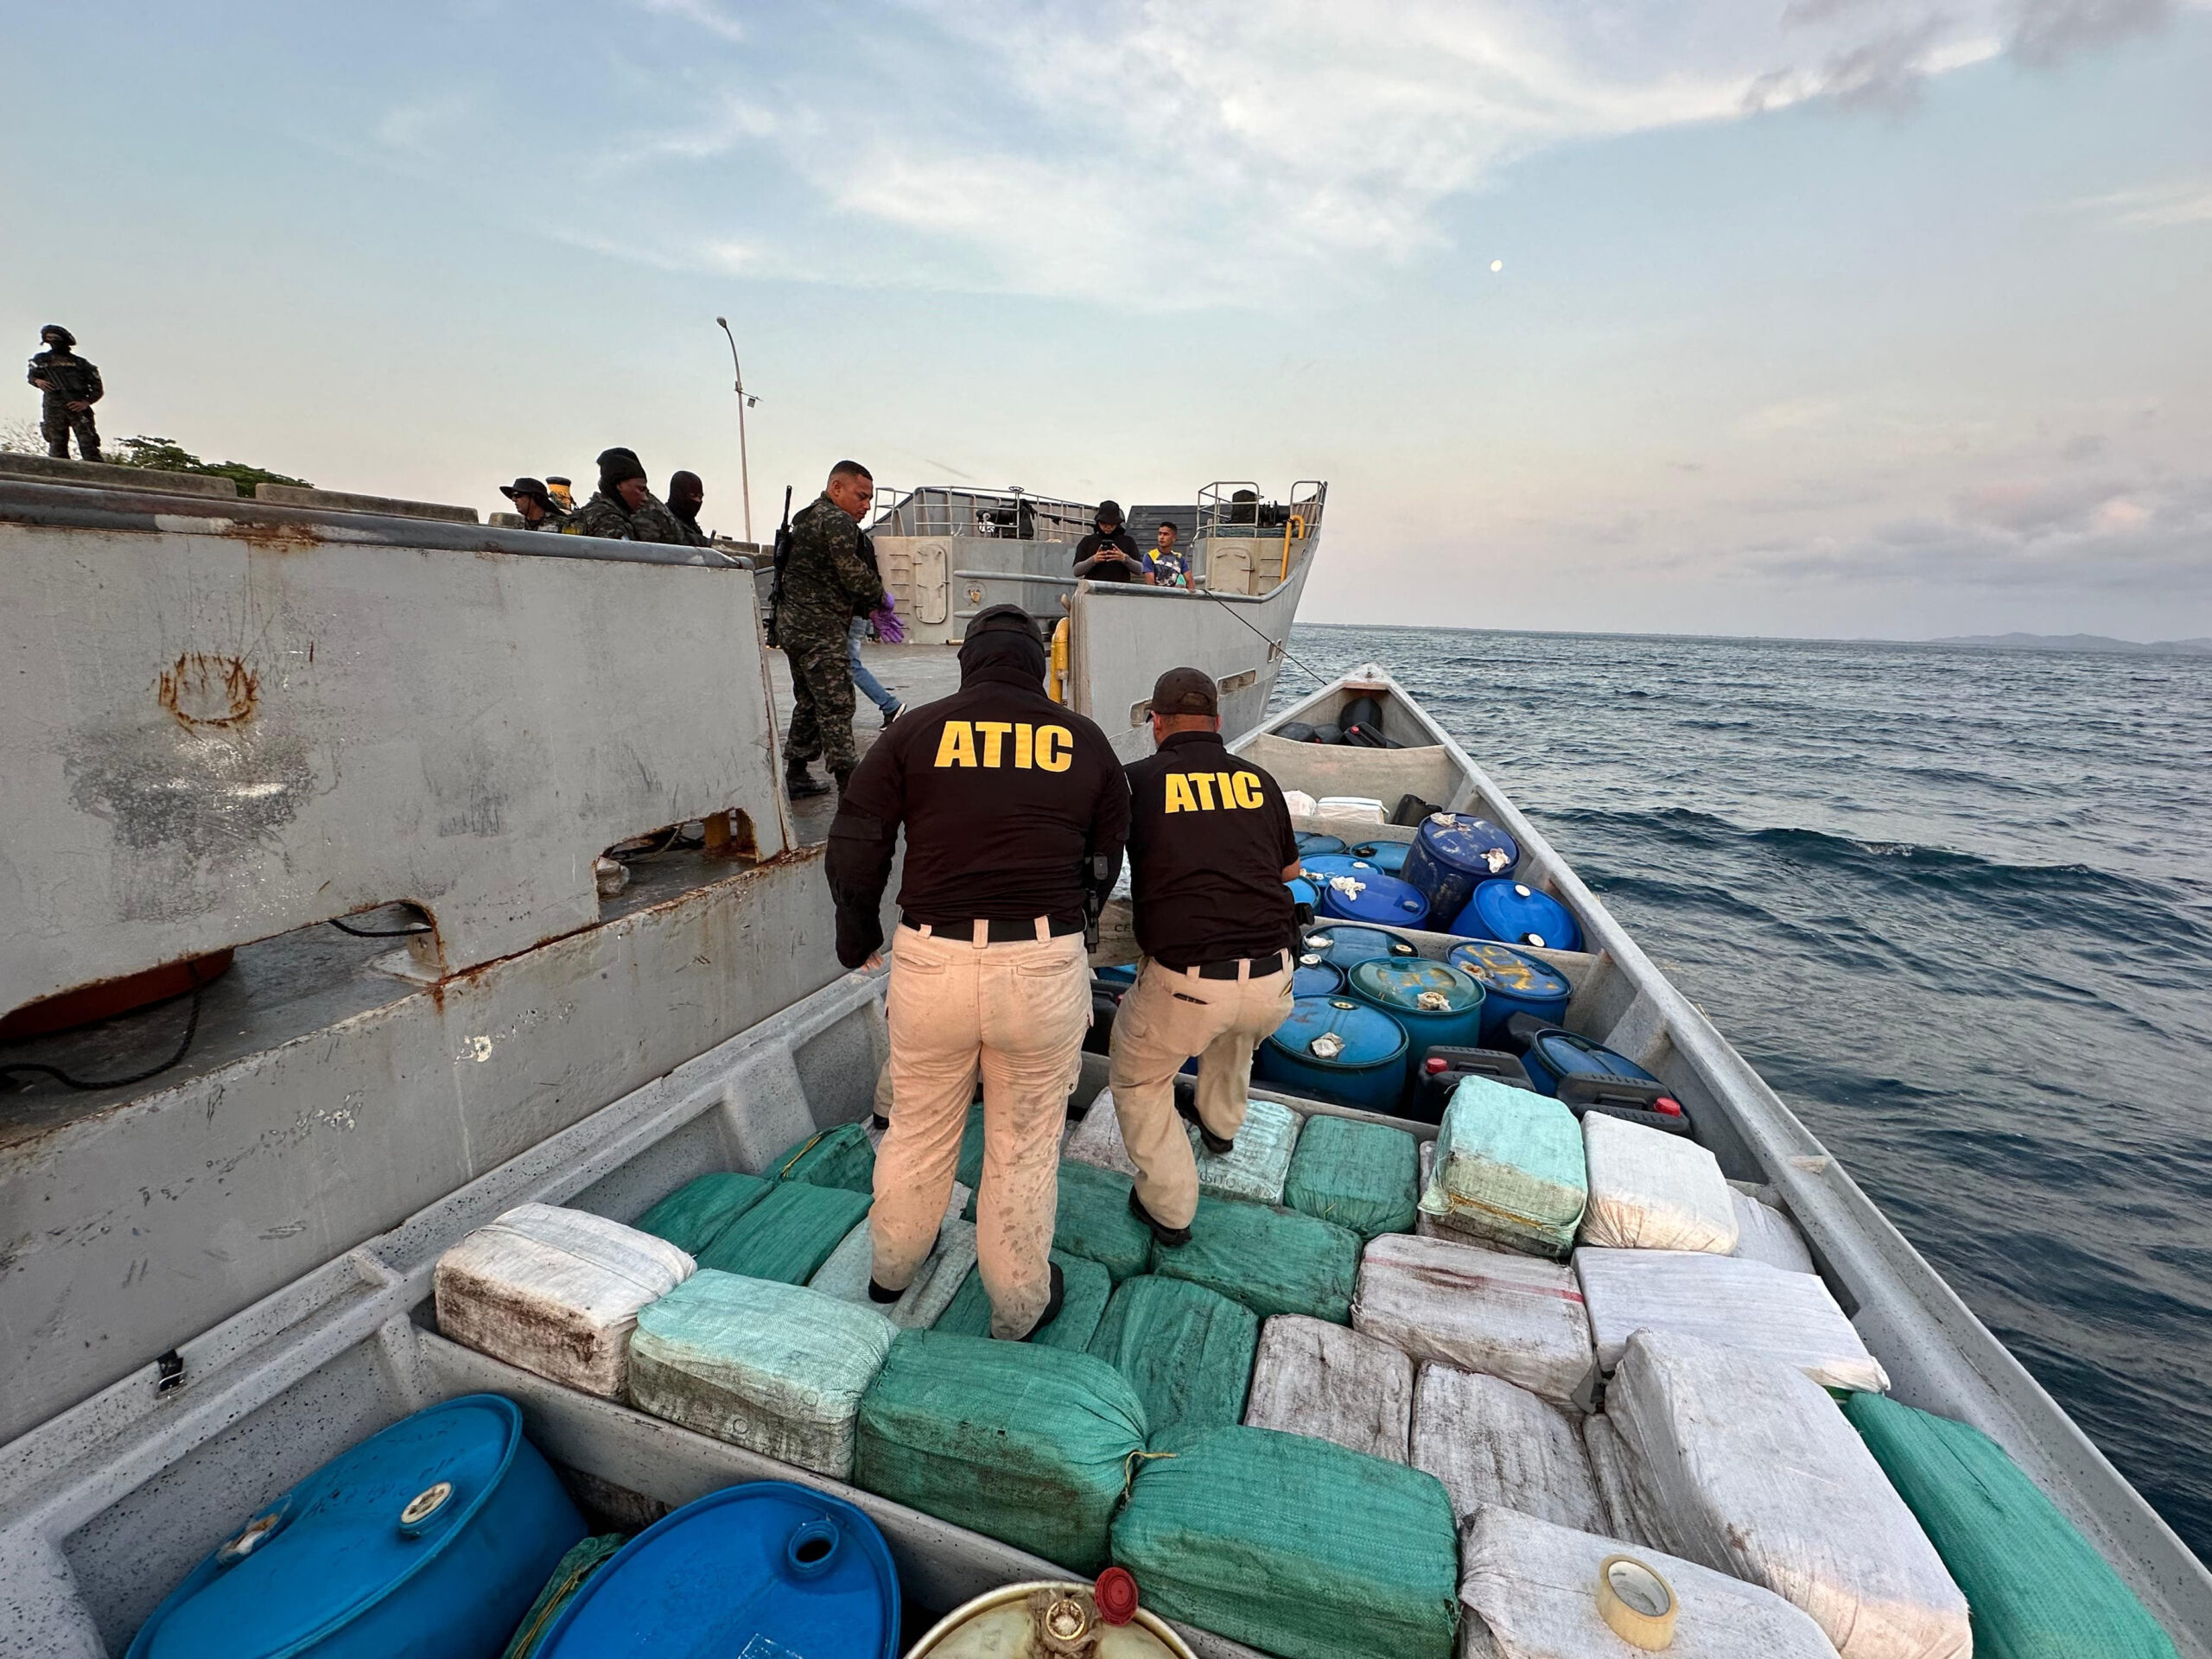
[900,915,1084,943]
[1167,949,1292,980]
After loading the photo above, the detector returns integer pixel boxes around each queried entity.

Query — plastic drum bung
[1596,1554,1679,1649]
[127,1395,586,1659]
[906,1573,1198,1657]
[1453,879,1583,954]
[1402,812,1520,925]
[1446,939,1572,1042]
[534,1482,898,1658]
[1290,954,1345,998]
[1302,925,1419,968]
[1256,997,1409,1110]
[1345,958,1485,1057]
[1348,839,1411,874]
[1316,868,1430,930]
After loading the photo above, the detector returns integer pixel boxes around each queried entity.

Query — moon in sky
[1491,259,1504,272]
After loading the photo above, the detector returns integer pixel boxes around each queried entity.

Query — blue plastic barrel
[1347,839,1412,875]
[1096,963,1138,987]
[536,1482,899,1659]
[128,1395,584,1659]
[1316,868,1431,929]
[1346,958,1486,1054]
[1290,954,1346,998]
[1286,874,1319,912]
[1297,853,1383,883]
[1256,997,1409,1109]
[1294,832,1346,858]
[1446,940,1573,1042]
[1453,879,1583,953]
[1520,1028,1658,1096]
[1301,925,1421,968]
[1402,814,1521,924]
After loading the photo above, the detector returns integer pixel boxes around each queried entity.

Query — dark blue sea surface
[1276,624,2212,1560]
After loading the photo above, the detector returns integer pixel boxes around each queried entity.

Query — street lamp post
[715,316,756,543]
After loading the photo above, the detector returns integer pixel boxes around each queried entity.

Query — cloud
[634,0,746,45]
[373,93,475,158]
[2004,0,2175,65]
[2069,179,2212,227]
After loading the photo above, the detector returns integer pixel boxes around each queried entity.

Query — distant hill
[1928,632,2212,656]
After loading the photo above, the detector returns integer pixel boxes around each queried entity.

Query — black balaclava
[668,469,704,524]
[957,604,1047,688]
[596,447,648,496]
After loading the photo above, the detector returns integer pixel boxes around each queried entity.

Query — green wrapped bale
[1843,1391,2180,1659]
[964,1160,1154,1282]
[934,1250,1112,1351]
[1419,1075,1585,1255]
[1152,1195,1362,1324]
[772,1121,877,1194]
[695,1180,872,1283]
[633,1172,771,1257]
[855,1329,1148,1573]
[499,1533,625,1659]
[1112,1424,1459,1659]
[1283,1115,1420,1238]
[1088,1274,1259,1446]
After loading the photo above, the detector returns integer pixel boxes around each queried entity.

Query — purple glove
[871,597,904,644]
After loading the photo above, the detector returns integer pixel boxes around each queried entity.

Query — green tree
[111,435,311,496]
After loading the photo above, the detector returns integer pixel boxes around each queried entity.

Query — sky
[3,0,2209,640]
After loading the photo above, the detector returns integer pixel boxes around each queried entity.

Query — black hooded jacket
[824,625,1129,967]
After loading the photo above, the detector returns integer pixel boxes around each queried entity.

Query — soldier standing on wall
[1109,667,1300,1247]
[499,476,569,532]
[565,448,686,543]
[826,605,1130,1339]
[779,460,890,799]
[27,326,103,461]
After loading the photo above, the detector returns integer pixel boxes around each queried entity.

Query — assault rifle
[765,485,793,647]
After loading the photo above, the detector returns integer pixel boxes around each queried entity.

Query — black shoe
[1018,1262,1066,1340]
[831,766,855,796]
[882,703,902,728]
[1128,1187,1192,1249]
[1175,1091,1235,1158]
[867,1277,904,1304]
[786,766,831,799]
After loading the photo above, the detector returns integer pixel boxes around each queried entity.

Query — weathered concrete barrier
[255,481,478,521]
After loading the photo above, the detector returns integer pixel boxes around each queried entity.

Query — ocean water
[1275,623,2212,1560]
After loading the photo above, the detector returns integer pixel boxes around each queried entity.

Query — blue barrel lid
[1265,997,1408,1071]
[1290,955,1345,997]
[1460,879,1582,952]
[133,1395,525,1659]
[537,1483,899,1659]
[1096,963,1137,986]
[1286,875,1319,910]
[1299,852,1384,882]
[1446,939,1572,1001]
[1347,957,1484,1017]
[1416,812,1520,878]
[1318,868,1431,927]
[1347,840,1412,874]
[1530,1028,1656,1084]
[1294,832,1346,857]
[1303,925,1420,965]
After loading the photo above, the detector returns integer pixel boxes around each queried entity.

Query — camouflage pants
[783,617,858,776]
[42,400,99,461]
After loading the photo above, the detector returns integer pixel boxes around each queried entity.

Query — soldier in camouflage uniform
[564,448,687,543]
[781,460,890,798]
[499,475,570,531]
[666,470,710,548]
[27,325,103,461]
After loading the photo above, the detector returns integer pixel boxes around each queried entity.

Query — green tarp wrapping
[633,1172,771,1257]
[1151,1196,1362,1324]
[1419,1075,1586,1255]
[772,1122,877,1194]
[1843,1391,2180,1659]
[628,1271,896,1478]
[855,1329,1148,1573]
[934,1250,1113,1351]
[499,1533,625,1659]
[1283,1115,1421,1239]
[1112,1425,1459,1659]
[695,1181,873,1283]
[1088,1274,1259,1447]
[964,1160,1154,1282]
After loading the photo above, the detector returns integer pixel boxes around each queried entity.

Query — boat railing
[866,484,1096,541]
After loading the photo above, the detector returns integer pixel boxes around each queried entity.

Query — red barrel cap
[1094,1567,1139,1625]
[1656,1097,1682,1116]
[1425,1056,1449,1073]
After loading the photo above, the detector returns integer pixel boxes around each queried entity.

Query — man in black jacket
[28,325,102,461]
[1071,499,1152,584]
[826,606,1129,1339]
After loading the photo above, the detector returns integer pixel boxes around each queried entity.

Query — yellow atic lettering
[1035,725,1073,772]
[1163,772,1198,813]
[934,721,977,768]
[1014,722,1034,770]
[1233,772,1265,809]
[1191,772,1218,810]
[975,721,1012,767]
[1217,772,1238,810]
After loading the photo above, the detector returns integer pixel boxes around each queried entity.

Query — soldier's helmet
[40,325,75,348]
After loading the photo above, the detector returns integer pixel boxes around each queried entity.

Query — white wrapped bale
[1573,1247,1889,1392]
[1610,1331,1968,1659]
[1412,1364,1606,1533]
[1580,1413,1664,1551]
[1063,1090,1141,1178]
[1243,1313,1414,1462]
[434,1202,694,1398]
[1459,1504,1846,1659]
[1731,1189,1816,1274]
[808,1217,978,1329]
[1069,1088,1302,1205]
[1579,1112,1739,1254]
[1354,1232,1596,1408]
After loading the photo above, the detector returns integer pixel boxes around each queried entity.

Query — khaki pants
[1107,954,1294,1229]
[872,922,1090,1338]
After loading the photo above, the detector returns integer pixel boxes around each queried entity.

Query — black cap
[1152,666,1218,717]
[596,447,647,488]
[499,476,550,503]
[963,603,1041,645]
[544,475,572,487]
[1095,499,1123,525]
[40,324,73,346]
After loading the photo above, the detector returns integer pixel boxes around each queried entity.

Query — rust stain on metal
[219,518,326,552]
[156,652,259,731]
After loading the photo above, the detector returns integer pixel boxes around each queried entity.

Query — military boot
[785,760,831,799]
